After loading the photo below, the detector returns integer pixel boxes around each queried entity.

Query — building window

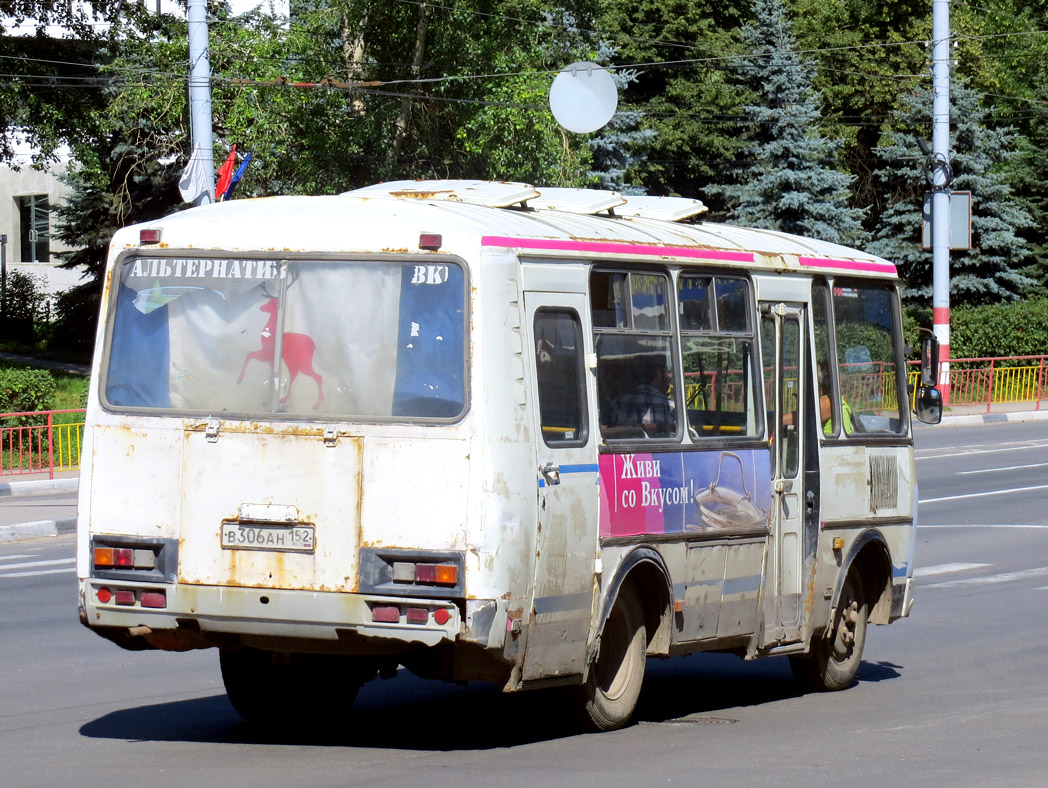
[18,195,50,263]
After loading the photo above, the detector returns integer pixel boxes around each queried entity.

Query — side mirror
[920,335,940,387]
[915,385,942,425]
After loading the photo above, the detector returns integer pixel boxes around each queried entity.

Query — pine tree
[868,78,1034,305]
[715,0,865,245]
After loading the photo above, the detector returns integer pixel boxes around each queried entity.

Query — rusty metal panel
[681,543,726,641]
[178,426,363,592]
[716,542,764,638]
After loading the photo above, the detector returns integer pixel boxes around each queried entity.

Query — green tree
[868,79,1034,305]
[595,0,749,206]
[715,0,865,244]
[789,0,929,228]
[0,2,120,165]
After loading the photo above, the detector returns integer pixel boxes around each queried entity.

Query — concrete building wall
[1,164,73,263]
[1,165,87,305]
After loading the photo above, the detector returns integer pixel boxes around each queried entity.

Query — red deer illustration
[237,298,324,409]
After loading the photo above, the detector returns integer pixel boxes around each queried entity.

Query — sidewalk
[0,470,79,542]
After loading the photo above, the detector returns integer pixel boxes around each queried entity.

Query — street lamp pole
[931,0,952,402]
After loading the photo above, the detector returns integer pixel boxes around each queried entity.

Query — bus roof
[117,180,896,278]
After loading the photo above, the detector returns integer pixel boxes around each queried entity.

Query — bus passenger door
[761,302,807,645]
[521,293,600,681]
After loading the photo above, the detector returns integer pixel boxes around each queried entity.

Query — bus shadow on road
[78,655,901,750]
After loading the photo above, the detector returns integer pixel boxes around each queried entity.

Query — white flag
[179,145,214,205]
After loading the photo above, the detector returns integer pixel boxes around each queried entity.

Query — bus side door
[761,301,809,645]
[520,292,600,681]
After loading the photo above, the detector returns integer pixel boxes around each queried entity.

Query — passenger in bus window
[613,359,676,436]
[818,362,854,436]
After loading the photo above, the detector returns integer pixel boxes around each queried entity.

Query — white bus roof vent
[343,179,539,208]
[615,194,709,222]
[529,186,626,215]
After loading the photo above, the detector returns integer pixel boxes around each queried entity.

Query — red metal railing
[911,354,1048,413]
[0,409,86,479]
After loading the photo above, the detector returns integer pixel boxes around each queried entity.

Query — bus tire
[220,648,362,724]
[578,580,647,731]
[790,572,868,691]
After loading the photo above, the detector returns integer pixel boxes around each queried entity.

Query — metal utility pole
[1,233,7,327]
[188,0,215,205]
[931,0,952,401]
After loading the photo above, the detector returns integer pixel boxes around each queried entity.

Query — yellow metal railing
[0,409,86,478]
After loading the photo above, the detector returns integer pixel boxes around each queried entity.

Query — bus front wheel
[790,572,868,691]
[578,580,647,731]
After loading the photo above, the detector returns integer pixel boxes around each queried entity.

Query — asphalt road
[2,420,1047,787]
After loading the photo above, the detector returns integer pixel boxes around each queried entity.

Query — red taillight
[96,587,112,604]
[405,607,429,624]
[433,608,451,625]
[114,590,135,606]
[371,606,400,623]
[139,228,162,245]
[113,548,134,567]
[140,591,166,609]
[418,233,442,250]
[413,563,458,585]
[415,563,436,583]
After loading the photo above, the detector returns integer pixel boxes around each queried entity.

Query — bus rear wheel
[220,648,365,725]
[790,572,868,691]
[577,580,647,731]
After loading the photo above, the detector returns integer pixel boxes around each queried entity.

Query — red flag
[215,144,237,200]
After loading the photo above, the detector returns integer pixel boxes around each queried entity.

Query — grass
[0,359,89,413]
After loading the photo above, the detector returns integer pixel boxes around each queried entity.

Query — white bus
[76,180,941,731]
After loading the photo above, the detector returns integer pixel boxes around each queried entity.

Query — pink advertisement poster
[599,449,772,538]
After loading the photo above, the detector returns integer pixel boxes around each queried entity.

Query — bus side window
[831,282,906,435]
[534,310,588,446]
[591,270,680,441]
[812,281,842,437]
[679,274,759,437]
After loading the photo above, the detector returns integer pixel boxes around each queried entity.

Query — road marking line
[0,568,76,579]
[0,558,76,571]
[913,562,991,577]
[918,524,1048,529]
[959,462,1048,475]
[916,443,1048,460]
[0,555,35,562]
[920,483,1048,504]
[923,566,1048,589]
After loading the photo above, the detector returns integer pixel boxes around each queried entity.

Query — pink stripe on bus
[799,256,897,275]
[481,236,755,263]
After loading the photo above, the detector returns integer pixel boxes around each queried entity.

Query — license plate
[221,523,315,553]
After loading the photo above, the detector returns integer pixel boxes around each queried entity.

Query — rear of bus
[74,199,504,718]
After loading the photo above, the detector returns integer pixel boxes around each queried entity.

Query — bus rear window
[103,257,467,420]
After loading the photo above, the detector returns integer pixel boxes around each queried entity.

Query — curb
[0,517,77,543]
[0,477,79,498]
[938,409,1048,427]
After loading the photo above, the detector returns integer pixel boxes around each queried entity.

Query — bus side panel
[817,443,915,624]
[468,251,538,658]
[682,543,726,639]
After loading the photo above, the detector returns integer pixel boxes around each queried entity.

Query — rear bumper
[79,577,461,649]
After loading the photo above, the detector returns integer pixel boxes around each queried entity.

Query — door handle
[540,463,561,486]
[774,478,793,494]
